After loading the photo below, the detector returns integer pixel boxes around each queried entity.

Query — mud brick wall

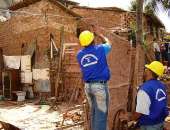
[107,34,132,129]
[124,12,136,29]
[72,7,126,29]
[0,0,78,58]
[107,35,131,86]
[0,0,80,96]
[0,21,13,53]
[71,7,161,48]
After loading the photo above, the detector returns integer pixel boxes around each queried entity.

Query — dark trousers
[155,52,160,61]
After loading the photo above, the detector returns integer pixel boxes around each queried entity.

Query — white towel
[33,68,50,80]
[21,72,32,83]
[21,55,31,72]
[3,55,21,69]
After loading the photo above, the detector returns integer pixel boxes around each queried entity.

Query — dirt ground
[1,100,170,130]
[0,100,84,130]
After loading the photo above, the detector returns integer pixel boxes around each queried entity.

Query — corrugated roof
[9,0,81,18]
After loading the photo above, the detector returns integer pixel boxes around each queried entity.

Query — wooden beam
[55,26,64,97]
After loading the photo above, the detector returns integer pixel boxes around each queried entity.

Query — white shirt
[153,42,160,52]
[136,90,151,115]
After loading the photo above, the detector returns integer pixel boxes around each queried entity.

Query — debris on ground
[55,104,88,130]
[0,100,84,130]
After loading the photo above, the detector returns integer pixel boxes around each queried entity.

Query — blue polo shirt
[77,43,111,82]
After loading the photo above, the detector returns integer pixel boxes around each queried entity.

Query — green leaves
[130,0,170,14]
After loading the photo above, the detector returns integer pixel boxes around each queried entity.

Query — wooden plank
[57,121,84,129]
[64,43,78,46]
[55,26,64,97]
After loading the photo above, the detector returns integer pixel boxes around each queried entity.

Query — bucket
[16,91,26,102]
[0,95,4,101]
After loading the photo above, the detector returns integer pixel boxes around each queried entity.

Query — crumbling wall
[0,0,78,51]
[0,0,80,96]
[0,0,79,66]
[107,34,131,129]
[72,7,126,29]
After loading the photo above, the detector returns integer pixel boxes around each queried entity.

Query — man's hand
[94,32,111,45]
[119,112,132,121]
[119,111,142,121]
[91,25,111,45]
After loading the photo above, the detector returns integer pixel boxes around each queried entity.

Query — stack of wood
[56,103,89,130]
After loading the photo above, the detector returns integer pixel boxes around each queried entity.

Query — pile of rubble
[0,101,85,130]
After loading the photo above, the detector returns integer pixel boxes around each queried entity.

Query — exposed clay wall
[107,34,131,129]
[0,0,80,96]
[0,0,78,56]
[72,7,126,29]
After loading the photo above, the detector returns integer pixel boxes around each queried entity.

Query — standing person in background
[160,43,167,64]
[167,42,170,67]
[153,38,161,61]
[77,29,112,130]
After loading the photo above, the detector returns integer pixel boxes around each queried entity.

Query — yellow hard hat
[79,30,94,46]
[145,61,164,76]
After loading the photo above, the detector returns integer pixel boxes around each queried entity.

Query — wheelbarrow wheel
[112,109,128,130]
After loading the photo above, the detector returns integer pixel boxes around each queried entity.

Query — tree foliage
[130,0,170,15]
[129,0,137,11]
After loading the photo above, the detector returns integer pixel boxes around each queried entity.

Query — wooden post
[0,48,4,70]
[55,26,64,97]
[0,48,3,92]
[128,0,145,112]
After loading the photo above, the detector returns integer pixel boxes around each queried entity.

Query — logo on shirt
[155,89,166,101]
[81,54,98,67]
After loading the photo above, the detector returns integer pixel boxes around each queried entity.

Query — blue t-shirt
[102,43,111,55]
[77,43,111,82]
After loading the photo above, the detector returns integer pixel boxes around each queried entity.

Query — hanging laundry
[33,68,50,80]
[3,55,21,69]
[21,55,31,72]
[35,79,51,92]
[21,72,33,83]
